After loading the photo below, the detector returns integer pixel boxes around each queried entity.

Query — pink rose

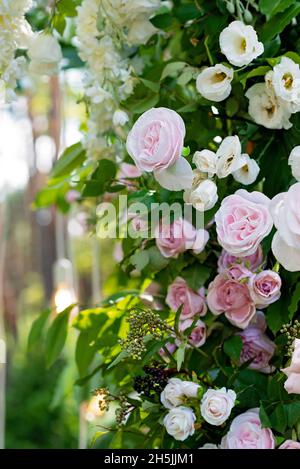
[218,246,264,273]
[155,217,209,258]
[237,311,276,373]
[227,264,253,281]
[178,318,206,348]
[215,190,273,257]
[207,272,256,329]
[248,270,281,308]
[220,408,275,449]
[159,342,177,358]
[282,338,300,394]
[279,440,300,449]
[119,162,142,179]
[166,277,207,319]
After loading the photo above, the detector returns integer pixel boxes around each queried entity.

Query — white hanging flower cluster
[75,0,161,160]
[0,0,33,103]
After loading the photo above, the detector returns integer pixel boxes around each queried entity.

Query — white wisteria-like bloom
[163,406,196,441]
[246,82,292,130]
[272,57,300,110]
[127,18,158,45]
[216,136,247,179]
[232,154,260,185]
[288,146,300,181]
[113,109,129,126]
[219,21,264,67]
[160,378,200,409]
[28,33,62,76]
[196,64,234,102]
[193,150,217,178]
[200,387,236,426]
[184,179,218,212]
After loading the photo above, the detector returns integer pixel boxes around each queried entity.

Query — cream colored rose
[163,406,196,441]
[216,136,247,179]
[160,378,200,409]
[193,150,217,178]
[272,57,300,110]
[184,179,218,211]
[232,154,260,185]
[196,64,233,102]
[28,33,62,76]
[288,146,300,181]
[219,21,263,67]
[200,387,236,426]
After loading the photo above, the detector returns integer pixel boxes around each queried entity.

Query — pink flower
[248,270,281,308]
[237,311,276,373]
[179,318,206,348]
[155,217,209,258]
[218,246,264,273]
[207,272,256,329]
[166,277,207,319]
[159,342,177,358]
[119,162,142,179]
[279,440,300,449]
[215,190,273,257]
[282,338,300,394]
[65,190,81,203]
[227,264,253,281]
[220,408,275,449]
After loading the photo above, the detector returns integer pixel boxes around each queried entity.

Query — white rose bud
[160,378,200,409]
[163,406,196,441]
[216,136,247,179]
[219,21,264,67]
[200,387,236,426]
[28,33,62,76]
[232,154,260,185]
[184,179,218,212]
[113,109,129,127]
[193,150,217,177]
[288,146,300,181]
[196,64,234,102]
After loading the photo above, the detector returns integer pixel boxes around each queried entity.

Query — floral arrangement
[23,0,300,449]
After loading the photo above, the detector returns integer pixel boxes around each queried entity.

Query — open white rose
[288,146,300,181]
[163,406,196,441]
[216,136,247,179]
[193,150,217,177]
[184,179,218,211]
[161,378,200,409]
[232,154,260,185]
[200,387,236,426]
[219,21,264,67]
[246,83,292,130]
[196,64,233,102]
[28,33,62,76]
[272,57,300,110]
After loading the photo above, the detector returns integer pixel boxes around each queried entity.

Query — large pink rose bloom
[218,246,264,273]
[207,272,256,329]
[270,182,300,271]
[215,190,273,257]
[282,338,300,394]
[248,270,281,308]
[155,217,209,258]
[279,440,300,449]
[220,408,275,449]
[237,311,276,373]
[126,107,185,172]
[166,277,207,319]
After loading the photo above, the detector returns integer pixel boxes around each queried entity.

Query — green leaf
[139,78,160,93]
[224,335,243,361]
[107,350,129,370]
[259,0,295,16]
[147,246,169,272]
[181,264,211,291]
[270,404,287,433]
[130,250,149,272]
[130,93,159,114]
[90,431,108,448]
[239,66,271,88]
[52,143,86,178]
[161,62,187,81]
[260,4,300,42]
[285,402,300,427]
[150,13,174,30]
[176,342,186,371]
[259,403,272,428]
[45,306,73,368]
[285,51,300,64]
[27,309,51,351]
[226,97,239,117]
[57,0,81,17]
[75,330,98,377]
[82,159,116,197]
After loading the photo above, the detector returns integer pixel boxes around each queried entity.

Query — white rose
[193,150,217,177]
[180,381,200,398]
[113,109,129,126]
[246,82,292,130]
[272,57,300,110]
[127,18,157,45]
[288,146,300,181]
[216,136,247,179]
[28,33,62,76]
[219,21,264,67]
[163,406,196,441]
[184,179,218,211]
[200,387,236,426]
[232,154,260,185]
[160,378,200,409]
[196,64,234,102]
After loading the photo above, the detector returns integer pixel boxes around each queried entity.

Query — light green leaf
[176,342,186,371]
[161,62,187,81]
[52,142,86,178]
[27,309,51,352]
[260,4,300,42]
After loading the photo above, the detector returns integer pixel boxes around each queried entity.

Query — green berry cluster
[280,319,300,356]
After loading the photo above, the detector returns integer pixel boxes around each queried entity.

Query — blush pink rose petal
[218,246,265,273]
[178,318,206,348]
[215,189,273,257]
[279,440,300,449]
[166,277,207,319]
[220,408,275,449]
[282,338,300,394]
[248,270,281,308]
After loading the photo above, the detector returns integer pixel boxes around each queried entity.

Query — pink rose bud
[178,318,206,348]
[249,270,281,308]
[166,277,207,319]
[218,246,265,273]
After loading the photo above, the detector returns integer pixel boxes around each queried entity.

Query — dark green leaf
[224,335,243,361]
[45,306,73,368]
[27,309,51,351]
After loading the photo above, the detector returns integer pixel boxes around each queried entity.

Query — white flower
[184,179,218,211]
[163,406,196,441]
[127,18,157,45]
[232,154,260,185]
[246,82,292,130]
[199,443,219,449]
[28,33,62,76]
[219,21,264,67]
[113,109,129,126]
[160,378,199,409]
[193,150,217,177]
[200,387,236,426]
[216,136,247,179]
[272,57,300,110]
[196,64,234,102]
[288,146,300,181]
